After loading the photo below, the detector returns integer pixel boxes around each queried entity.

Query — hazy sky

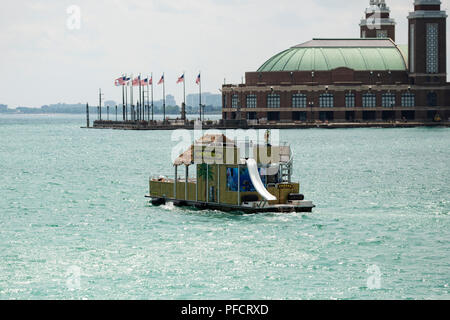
[0,0,449,108]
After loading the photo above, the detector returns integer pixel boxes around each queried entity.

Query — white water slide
[246,158,277,201]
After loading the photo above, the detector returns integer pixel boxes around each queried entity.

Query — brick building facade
[222,0,450,123]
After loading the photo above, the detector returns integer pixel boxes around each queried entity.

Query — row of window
[228,110,435,122]
[229,93,420,108]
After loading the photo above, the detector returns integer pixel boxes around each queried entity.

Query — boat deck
[146,196,315,214]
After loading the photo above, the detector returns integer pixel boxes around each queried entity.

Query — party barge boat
[146,134,314,213]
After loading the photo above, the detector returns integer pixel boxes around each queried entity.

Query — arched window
[401,93,415,107]
[319,93,334,108]
[382,93,396,107]
[362,93,376,108]
[292,94,307,108]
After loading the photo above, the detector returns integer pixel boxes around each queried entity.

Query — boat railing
[150,175,197,183]
[150,174,174,182]
[192,140,290,148]
[191,140,291,165]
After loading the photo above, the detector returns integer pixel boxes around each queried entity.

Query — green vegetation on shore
[0,103,222,115]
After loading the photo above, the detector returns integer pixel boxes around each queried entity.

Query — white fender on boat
[246,158,277,201]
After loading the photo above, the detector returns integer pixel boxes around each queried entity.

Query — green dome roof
[257,39,408,72]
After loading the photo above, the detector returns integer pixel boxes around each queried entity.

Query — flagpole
[99,88,102,121]
[141,74,143,121]
[141,76,144,121]
[125,80,128,121]
[151,73,154,122]
[122,75,125,121]
[139,74,141,121]
[163,73,166,124]
[139,74,142,121]
[147,75,150,122]
[199,72,202,122]
[142,76,145,121]
[183,72,186,123]
[130,74,134,121]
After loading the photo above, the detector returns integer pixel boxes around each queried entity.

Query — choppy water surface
[0,114,449,299]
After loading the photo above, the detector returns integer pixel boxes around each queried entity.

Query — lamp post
[98,88,104,121]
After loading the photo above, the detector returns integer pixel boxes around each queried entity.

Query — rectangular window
[426,23,439,74]
[232,94,239,108]
[267,94,280,108]
[362,93,376,108]
[319,93,334,108]
[246,95,257,108]
[292,111,307,121]
[382,93,396,107]
[345,93,355,108]
[401,93,415,107]
[292,94,306,108]
[410,24,415,73]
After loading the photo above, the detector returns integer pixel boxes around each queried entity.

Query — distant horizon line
[0,91,222,109]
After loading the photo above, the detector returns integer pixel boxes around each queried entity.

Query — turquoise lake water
[0,114,449,300]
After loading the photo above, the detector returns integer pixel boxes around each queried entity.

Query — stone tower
[360,0,396,41]
[408,0,447,85]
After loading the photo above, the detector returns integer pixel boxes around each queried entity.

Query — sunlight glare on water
[0,114,449,299]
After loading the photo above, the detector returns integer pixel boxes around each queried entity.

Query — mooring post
[137,102,140,121]
[174,165,178,199]
[217,164,220,203]
[185,165,188,201]
[237,164,240,205]
[206,164,209,203]
[86,103,90,128]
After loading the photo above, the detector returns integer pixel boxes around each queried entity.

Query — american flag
[141,78,148,86]
[115,77,126,86]
[149,77,153,85]
[132,77,140,86]
[196,73,201,85]
[158,75,164,85]
[176,74,184,84]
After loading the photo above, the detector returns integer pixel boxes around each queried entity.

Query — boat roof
[174,134,235,166]
[173,134,291,166]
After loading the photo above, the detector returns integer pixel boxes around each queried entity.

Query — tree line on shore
[0,103,222,115]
